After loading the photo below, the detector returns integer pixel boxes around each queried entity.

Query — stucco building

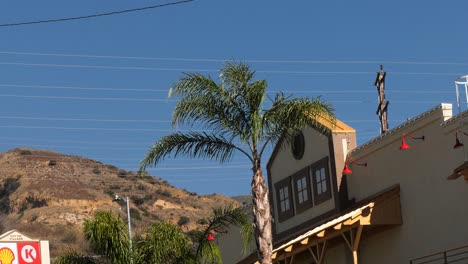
[224,102,468,264]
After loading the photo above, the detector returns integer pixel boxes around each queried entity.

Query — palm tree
[136,221,195,264]
[83,211,131,264]
[139,62,334,263]
[194,205,252,264]
[78,207,250,264]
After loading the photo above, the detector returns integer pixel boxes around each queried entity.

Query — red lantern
[207,233,215,241]
[342,164,353,175]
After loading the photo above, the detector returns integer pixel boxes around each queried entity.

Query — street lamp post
[114,195,133,262]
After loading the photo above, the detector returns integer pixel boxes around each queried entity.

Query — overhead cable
[1,51,468,66]
[0,0,194,28]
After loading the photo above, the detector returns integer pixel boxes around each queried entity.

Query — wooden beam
[271,252,277,260]
[319,240,327,263]
[353,225,364,251]
[353,251,359,264]
[308,247,319,263]
[344,216,361,226]
[341,232,353,251]
[334,223,342,230]
[317,230,325,237]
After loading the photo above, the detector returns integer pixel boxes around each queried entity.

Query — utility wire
[0,116,171,123]
[0,94,452,104]
[0,84,169,92]
[0,83,454,94]
[1,51,468,66]
[0,62,464,76]
[0,0,194,28]
[0,115,405,124]
[0,94,175,102]
[0,125,203,132]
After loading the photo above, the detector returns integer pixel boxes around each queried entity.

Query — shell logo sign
[0,242,41,264]
[0,247,15,264]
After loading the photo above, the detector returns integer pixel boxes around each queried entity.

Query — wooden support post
[307,240,327,264]
[340,225,364,264]
[352,225,363,264]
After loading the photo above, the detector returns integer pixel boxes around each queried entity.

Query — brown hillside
[0,148,240,257]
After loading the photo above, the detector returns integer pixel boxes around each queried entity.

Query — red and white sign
[0,242,41,264]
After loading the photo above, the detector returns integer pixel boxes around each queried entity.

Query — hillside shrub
[129,208,141,221]
[19,149,32,155]
[130,195,144,207]
[156,189,172,197]
[19,195,48,213]
[177,216,190,226]
[106,164,118,171]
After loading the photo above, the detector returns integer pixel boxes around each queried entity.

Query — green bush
[55,250,97,264]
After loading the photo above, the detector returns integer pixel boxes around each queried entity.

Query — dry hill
[0,148,240,257]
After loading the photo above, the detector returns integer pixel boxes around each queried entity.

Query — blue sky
[0,1,467,196]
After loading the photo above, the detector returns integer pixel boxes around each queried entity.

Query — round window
[291,132,305,160]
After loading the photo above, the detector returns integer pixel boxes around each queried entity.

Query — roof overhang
[253,185,402,263]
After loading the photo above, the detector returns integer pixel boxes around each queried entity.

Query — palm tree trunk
[252,158,273,264]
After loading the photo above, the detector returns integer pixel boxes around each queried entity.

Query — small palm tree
[195,205,252,264]
[140,62,334,263]
[79,207,250,264]
[136,221,194,264]
[83,211,131,264]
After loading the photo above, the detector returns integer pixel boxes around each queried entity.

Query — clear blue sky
[0,1,467,196]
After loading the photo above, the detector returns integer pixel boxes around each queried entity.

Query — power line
[0,62,464,76]
[0,115,407,124]
[0,83,454,94]
[0,115,171,123]
[0,1,194,28]
[0,84,169,92]
[0,93,453,104]
[0,94,175,102]
[1,51,468,66]
[0,125,202,132]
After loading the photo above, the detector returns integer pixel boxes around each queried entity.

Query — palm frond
[170,72,252,143]
[196,205,253,262]
[139,132,251,173]
[261,92,334,151]
[83,211,131,264]
[137,222,193,264]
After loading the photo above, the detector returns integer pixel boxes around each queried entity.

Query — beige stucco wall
[270,126,335,235]
[341,103,468,263]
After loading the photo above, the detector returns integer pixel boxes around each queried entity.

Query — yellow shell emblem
[0,247,15,264]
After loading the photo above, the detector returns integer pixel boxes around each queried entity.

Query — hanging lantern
[207,233,215,241]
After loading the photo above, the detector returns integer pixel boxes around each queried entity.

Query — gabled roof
[0,229,37,242]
